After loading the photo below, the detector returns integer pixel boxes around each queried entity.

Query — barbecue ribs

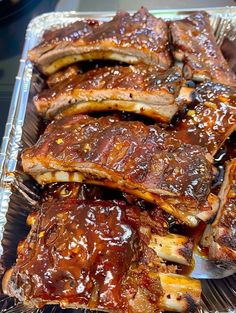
[171,82,236,156]
[47,65,80,88]
[169,11,236,87]
[202,158,236,262]
[4,199,201,312]
[21,114,215,226]
[34,65,185,121]
[29,8,172,75]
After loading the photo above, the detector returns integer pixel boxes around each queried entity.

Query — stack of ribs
[4,7,236,313]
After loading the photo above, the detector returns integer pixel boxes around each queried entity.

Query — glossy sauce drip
[171,82,236,156]
[174,131,235,274]
[12,200,140,310]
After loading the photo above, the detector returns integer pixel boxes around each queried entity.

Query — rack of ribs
[202,158,236,263]
[21,114,215,227]
[3,199,201,312]
[40,182,195,266]
[34,65,187,122]
[171,82,236,156]
[28,7,172,75]
[169,11,236,87]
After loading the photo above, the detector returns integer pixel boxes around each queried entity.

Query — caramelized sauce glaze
[171,82,236,156]
[10,200,141,310]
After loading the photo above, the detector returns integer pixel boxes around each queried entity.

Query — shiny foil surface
[0,7,235,313]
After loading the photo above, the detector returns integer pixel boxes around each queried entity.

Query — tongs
[190,253,236,279]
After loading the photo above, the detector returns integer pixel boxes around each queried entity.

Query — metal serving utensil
[190,253,236,279]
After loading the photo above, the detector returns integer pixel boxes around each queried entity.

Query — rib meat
[203,159,236,262]
[34,65,184,121]
[171,82,236,156]
[29,8,172,75]
[5,199,201,312]
[169,11,236,87]
[39,182,194,266]
[47,65,80,89]
[21,114,214,226]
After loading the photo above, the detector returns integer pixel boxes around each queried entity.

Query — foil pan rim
[25,6,236,43]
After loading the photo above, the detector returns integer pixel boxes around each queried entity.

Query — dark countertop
[0,0,58,145]
[0,0,235,146]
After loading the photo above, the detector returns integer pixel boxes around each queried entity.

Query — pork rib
[5,199,201,312]
[169,11,236,87]
[38,182,194,266]
[34,65,185,122]
[21,115,214,226]
[47,65,80,88]
[171,82,236,156]
[29,8,172,75]
[202,159,236,262]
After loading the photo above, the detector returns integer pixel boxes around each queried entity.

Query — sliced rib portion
[34,65,184,121]
[21,115,214,226]
[29,8,172,75]
[28,19,100,75]
[171,82,236,156]
[169,11,236,87]
[27,184,194,266]
[202,159,236,262]
[5,199,201,312]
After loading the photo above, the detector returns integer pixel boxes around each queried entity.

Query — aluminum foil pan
[0,7,236,313]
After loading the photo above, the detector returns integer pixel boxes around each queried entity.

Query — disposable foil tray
[0,6,236,313]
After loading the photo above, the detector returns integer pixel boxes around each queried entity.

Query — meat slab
[203,159,236,263]
[34,65,184,121]
[21,115,214,226]
[29,8,172,75]
[171,82,236,156]
[5,199,201,312]
[169,11,236,87]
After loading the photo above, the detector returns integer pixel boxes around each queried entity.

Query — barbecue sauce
[10,200,140,310]
[170,82,236,156]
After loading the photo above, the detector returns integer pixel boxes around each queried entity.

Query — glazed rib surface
[171,82,236,156]
[6,199,201,312]
[170,11,236,87]
[21,115,214,226]
[29,8,172,75]
[34,65,183,121]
